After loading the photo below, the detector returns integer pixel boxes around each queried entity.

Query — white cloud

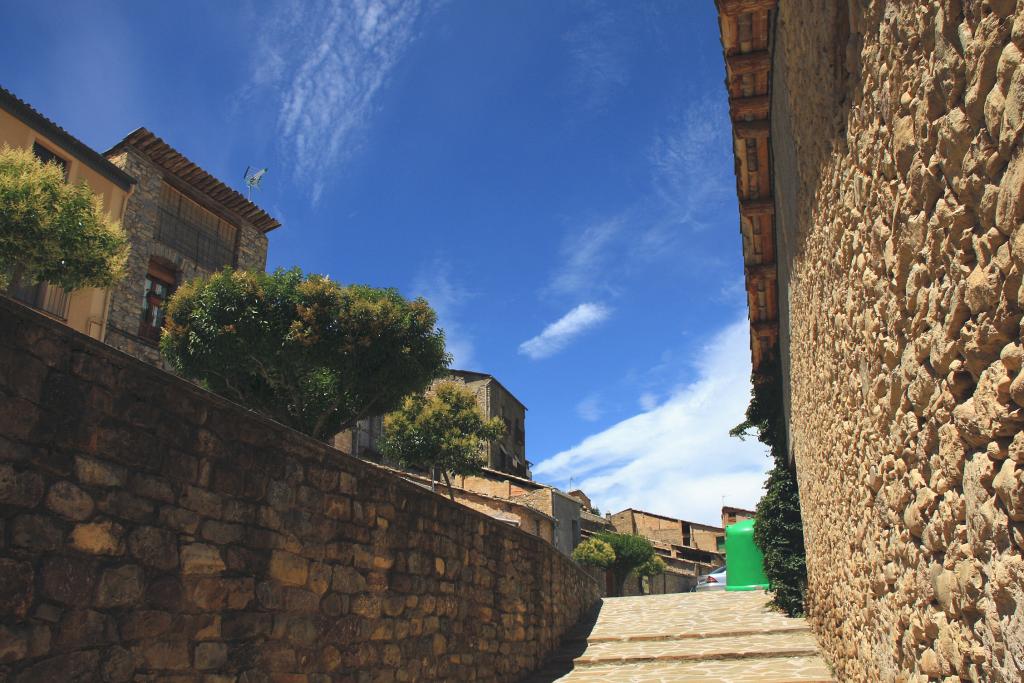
[412,259,474,368]
[638,391,658,411]
[247,0,430,200]
[518,303,612,360]
[532,317,768,526]
[576,395,603,422]
[547,217,623,298]
[650,94,733,231]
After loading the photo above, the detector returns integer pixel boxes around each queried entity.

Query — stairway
[524,591,834,682]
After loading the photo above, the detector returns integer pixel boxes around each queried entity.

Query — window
[138,259,176,343]
[156,183,238,270]
[32,142,68,178]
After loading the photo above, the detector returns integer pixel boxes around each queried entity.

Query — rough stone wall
[0,299,599,682]
[104,148,269,368]
[773,1,1024,680]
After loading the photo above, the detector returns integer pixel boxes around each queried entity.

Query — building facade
[0,89,281,368]
[0,87,134,340]
[721,505,756,529]
[446,370,529,477]
[715,1,1024,680]
[337,369,531,478]
[103,129,279,366]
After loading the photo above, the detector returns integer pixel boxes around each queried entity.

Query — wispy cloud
[547,217,623,298]
[533,317,768,526]
[563,6,634,112]
[650,94,733,231]
[576,394,604,422]
[519,303,612,360]
[247,0,430,201]
[412,258,474,368]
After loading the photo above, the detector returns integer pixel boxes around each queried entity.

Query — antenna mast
[242,166,268,201]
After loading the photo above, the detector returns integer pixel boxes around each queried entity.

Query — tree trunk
[441,470,456,502]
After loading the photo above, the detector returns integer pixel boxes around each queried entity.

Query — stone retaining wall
[0,297,599,682]
[773,1,1024,680]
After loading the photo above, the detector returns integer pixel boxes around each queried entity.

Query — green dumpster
[724,518,769,591]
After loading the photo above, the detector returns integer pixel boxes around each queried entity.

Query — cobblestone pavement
[522,591,835,682]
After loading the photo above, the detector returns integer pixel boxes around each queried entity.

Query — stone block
[11,514,63,552]
[195,642,228,670]
[55,609,114,649]
[75,457,125,487]
[70,520,124,555]
[128,526,179,569]
[40,555,96,606]
[137,639,190,671]
[181,543,226,575]
[96,565,144,608]
[0,464,44,508]
[269,550,308,587]
[45,481,95,520]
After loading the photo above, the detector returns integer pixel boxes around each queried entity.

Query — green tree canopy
[571,538,615,568]
[0,145,128,291]
[593,531,657,596]
[636,554,667,578]
[160,267,450,440]
[378,380,505,491]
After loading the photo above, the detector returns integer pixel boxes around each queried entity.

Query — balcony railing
[7,280,71,320]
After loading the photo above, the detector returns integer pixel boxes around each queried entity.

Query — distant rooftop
[449,369,527,411]
[106,128,281,233]
[0,85,135,192]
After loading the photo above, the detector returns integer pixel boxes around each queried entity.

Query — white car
[694,565,727,591]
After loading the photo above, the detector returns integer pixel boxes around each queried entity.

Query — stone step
[555,629,822,667]
[566,622,812,645]
[524,655,835,682]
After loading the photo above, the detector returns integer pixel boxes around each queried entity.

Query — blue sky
[3,0,768,525]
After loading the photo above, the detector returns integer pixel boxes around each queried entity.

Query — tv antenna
[242,166,267,200]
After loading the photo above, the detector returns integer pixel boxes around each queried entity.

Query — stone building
[337,369,531,478]
[0,87,281,367]
[103,129,280,366]
[609,508,725,553]
[0,86,134,339]
[721,505,756,529]
[715,0,1024,680]
[445,370,529,477]
[607,508,725,595]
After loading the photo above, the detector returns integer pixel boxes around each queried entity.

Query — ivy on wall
[731,360,807,616]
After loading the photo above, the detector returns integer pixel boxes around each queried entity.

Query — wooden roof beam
[745,263,778,280]
[740,198,775,217]
[734,119,770,139]
[726,50,771,77]
[730,95,770,119]
[718,0,778,17]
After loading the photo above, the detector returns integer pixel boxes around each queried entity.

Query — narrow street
[524,592,834,682]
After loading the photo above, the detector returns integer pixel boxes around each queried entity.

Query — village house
[608,508,726,595]
[0,86,135,338]
[0,86,282,364]
[102,129,280,366]
[721,505,756,529]
[337,368,531,478]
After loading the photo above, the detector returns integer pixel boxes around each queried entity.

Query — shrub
[160,267,450,440]
[0,145,128,291]
[731,360,807,616]
[594,531,657,596]
[571,538,615,568]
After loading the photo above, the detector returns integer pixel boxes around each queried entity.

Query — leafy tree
[160,267,449,440]
[0,145,128,291]
[636,554,667,578]
[378,380,505,497]
[594,531,657,596]
[571,538,615,568]
[731,360,807,616]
